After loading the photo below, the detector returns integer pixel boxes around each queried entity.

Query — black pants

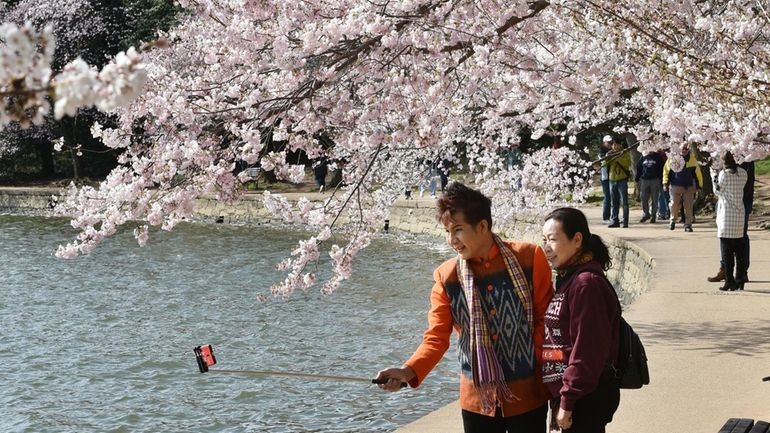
[462,404,547,433]
[720,237,746,281]
[564,374,620,433]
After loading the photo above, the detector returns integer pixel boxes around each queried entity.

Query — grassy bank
[756,156,770,176]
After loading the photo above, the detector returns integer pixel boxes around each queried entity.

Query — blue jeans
[658,187,670,218]
[601,179,611,221]
[609,180,629,225]
[420,168,437,196]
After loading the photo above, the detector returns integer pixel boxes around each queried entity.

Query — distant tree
[0,0,178,180]
[0,0,127,178]
[122,0,182,48]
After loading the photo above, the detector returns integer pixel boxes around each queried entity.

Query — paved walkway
[395,204,770,433]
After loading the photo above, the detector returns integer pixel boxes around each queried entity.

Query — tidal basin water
[1,215,459,433]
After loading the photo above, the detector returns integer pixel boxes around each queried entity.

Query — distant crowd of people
[404,158,452,200]
[599,136,755,291]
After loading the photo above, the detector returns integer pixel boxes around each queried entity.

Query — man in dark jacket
[635,151,664,223]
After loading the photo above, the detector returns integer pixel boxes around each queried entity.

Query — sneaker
[602,219,613,224]
[639,215,650,223]
[669,222,676,230]
[684,226,693,232]
[608,221,620,228]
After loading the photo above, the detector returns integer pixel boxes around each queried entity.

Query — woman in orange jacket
[376,182,554,433]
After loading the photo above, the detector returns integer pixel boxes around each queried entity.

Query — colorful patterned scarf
[456,234,534,412]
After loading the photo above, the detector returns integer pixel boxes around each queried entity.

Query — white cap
[602,135,613,143]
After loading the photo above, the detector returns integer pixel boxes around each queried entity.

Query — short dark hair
[544,207,612,271]
[436,182,492,228]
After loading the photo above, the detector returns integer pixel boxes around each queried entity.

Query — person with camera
[376,182,554,433]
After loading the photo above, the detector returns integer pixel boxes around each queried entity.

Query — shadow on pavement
[634,320,770,356]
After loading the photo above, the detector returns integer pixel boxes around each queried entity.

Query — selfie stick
[193,344,405,387]
[208,368,386,384]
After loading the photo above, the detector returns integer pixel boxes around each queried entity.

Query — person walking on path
[605,136,632,228]
[711,152,748,291]
[420,159,439,198]
[439,158,452,193]
[663,145,703,232]
[376,182,554,433]
[313,158,329,193]
[541,208,621,433]
[598,137,613,223]
[708,159,755,283]
[656,150,671,221]
[634,150,664,223]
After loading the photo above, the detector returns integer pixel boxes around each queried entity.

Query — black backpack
[584,270,650,389]
[615,316,650,389]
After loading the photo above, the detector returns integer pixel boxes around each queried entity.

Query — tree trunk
[69,146,82,180]
[36,139,56,179]
[59,116,83,180]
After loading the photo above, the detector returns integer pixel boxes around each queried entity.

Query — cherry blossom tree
[4,1,770,296]
[0,0,175,178]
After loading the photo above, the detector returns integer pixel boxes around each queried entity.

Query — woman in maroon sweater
[541,208,621,433]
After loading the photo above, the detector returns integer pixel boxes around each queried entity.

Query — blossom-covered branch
[5,0,770,297]
[0,22,147,128]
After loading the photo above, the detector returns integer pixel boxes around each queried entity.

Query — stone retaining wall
[0,188,652,302]
[194,195,280,226]
[0,188,59,216]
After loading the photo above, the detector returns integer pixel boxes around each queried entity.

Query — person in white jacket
[712,151,747,291]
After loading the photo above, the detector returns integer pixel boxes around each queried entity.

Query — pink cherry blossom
[2,0,770,297]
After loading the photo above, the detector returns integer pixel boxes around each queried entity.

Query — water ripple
[1,215,458,433]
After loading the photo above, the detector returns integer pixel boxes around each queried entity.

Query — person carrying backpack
[541,208,621,433]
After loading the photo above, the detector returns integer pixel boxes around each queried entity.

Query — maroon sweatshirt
[542,260,620,411]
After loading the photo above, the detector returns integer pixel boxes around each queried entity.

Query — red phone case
[194,344,217,372]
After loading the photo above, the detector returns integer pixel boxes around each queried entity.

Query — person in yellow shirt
[605,136,632,228]
[662,145,703,232]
